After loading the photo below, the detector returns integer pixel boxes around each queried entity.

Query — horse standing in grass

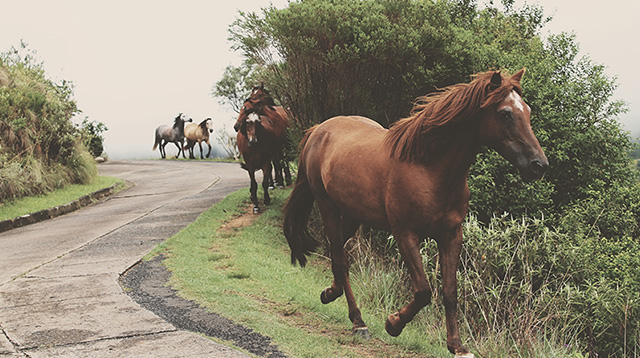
[237,112,282,213]
[282,69,548,357]
[153,113,192,159]
[184,117,214,159]
[234,97,292,188]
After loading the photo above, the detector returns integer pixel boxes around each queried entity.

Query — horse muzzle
[520,156,549,182]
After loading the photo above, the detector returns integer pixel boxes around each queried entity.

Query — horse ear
[511,68,526,83]
[489,71,502,91]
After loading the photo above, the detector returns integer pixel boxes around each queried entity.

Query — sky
[1,0,638,160]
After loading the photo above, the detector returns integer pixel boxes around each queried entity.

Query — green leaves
[1,44,96,202]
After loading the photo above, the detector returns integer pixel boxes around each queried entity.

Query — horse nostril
[531,159,548,175]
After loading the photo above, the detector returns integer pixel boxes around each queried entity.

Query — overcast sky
[1,0,638,160]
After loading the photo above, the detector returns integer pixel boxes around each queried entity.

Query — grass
[0,176,124,221]
[148,188,436,358]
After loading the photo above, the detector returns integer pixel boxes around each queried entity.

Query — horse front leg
[247,166,260,214]
[205,140,212,158]
[439,227,473,357]
[385,230,432,337]
[198,141,204,159]
[174,141,184,159]
[261,161,272,207]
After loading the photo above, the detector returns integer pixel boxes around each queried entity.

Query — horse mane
[251,85,277,107]
[173,113,183,128]
[384,71,522,163]
[199,118,210,130]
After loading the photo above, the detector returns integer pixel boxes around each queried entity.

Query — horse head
[234,98,268,132]
[478,69,548,181]
[200,117,214,133]
[240,112,262,147]
[174,112,193,126]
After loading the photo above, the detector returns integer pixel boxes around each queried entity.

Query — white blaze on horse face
[247,112,260,123]
[205,118,214,133]
[506,91,527,114]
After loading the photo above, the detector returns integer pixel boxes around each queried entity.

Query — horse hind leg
[283,159,292,186]
[160,141,167,159]
[272,154,285,188]
[316,198,369,338]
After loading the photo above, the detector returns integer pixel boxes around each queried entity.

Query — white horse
[153,113,192,158]
[183,117,214,159]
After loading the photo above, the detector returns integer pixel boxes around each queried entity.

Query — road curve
[0,160,252,358]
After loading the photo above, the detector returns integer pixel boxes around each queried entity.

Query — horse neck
[422,127,481,187]
[176,121,186,135]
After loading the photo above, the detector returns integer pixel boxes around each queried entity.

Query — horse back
[301,116,391,228]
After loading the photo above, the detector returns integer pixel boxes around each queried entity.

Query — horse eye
[498,110,513,121]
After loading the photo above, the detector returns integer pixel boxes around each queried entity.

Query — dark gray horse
[153,113,193,159]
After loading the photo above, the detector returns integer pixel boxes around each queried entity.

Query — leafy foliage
[0,43,96,202]
[79,117,108,158]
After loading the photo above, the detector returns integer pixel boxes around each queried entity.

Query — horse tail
[282,126,320,267]
[152,136,159,150]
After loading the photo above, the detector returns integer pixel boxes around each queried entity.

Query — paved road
[0,160,252,358]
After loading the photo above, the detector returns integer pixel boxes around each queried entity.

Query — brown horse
[237,112,282,213]
[184,117,214,159]
[234,97,292,187]
[282,69,548,357]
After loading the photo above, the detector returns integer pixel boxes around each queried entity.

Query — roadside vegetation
[211,0,640,356]
[0,42,107,203]
[151,187,596,357]
[0,176,123,221]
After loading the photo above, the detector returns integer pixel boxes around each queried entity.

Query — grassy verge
[0,176,124,221]
[149,188,440,358]
[148,187,589,357]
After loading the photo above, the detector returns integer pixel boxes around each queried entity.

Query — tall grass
[342,214,640,357]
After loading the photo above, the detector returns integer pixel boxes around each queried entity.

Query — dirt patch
[218,205,259,234]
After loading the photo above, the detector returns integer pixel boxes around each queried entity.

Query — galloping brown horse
[282,69,548,357]
[237,112,282,213]
[234,96,292,187]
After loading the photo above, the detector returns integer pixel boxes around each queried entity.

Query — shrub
[0,43,96,202]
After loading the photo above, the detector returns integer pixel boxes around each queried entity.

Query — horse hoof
[252,207,260,214]
[268,186,275,191]
[385,312,404,337]
[455,354,475,358]
[277,185,285,189]
[320,287,343,304]
[352,327,371,340]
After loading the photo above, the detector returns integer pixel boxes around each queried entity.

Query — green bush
[0,43,96,202]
